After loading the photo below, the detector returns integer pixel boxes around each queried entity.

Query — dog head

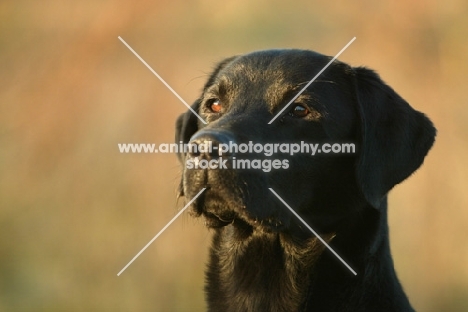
[175,49,435,235]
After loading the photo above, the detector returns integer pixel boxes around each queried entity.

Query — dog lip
[190,188,286,230]
[203,211,235,228]
[206,211,234,222]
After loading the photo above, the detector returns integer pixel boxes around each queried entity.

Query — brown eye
[209,99,222,113]
[289,104,309,118]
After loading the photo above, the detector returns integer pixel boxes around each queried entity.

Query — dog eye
[289,104,309,118]
[209,99,222,113]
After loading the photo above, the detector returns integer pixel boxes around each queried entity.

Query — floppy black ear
[353,67,436,209]
[175,56,239,164]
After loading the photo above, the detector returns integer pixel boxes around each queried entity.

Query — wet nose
[188,130,236,159]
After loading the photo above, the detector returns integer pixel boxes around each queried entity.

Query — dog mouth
[201,209,285,232]
[185,177,287,231]
[202,210,237,228]
[186,187,238,228]
[193,196,286,231]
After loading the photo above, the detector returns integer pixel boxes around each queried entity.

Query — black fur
[175,50,436,311]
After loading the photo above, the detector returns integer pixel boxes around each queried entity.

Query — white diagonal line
[268,37,356,124]
[117,188,206,276]
[268,188,357,275]
[118,36,207,125]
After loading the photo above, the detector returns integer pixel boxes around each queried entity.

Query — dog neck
[206,221,332,311]
[204,202,412,311]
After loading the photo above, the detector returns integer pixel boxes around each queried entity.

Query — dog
[175,49,436,311]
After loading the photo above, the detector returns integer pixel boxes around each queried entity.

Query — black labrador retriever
[175,49,435,311]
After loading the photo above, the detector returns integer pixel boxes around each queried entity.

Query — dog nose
[188,130,236,159]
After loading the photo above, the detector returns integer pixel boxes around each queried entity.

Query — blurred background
[1,0,467,311]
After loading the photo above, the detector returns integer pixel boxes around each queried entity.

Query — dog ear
[353,67,436,209]
[175,56,238,164]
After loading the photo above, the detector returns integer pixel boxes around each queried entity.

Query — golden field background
[1,0,467,311]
